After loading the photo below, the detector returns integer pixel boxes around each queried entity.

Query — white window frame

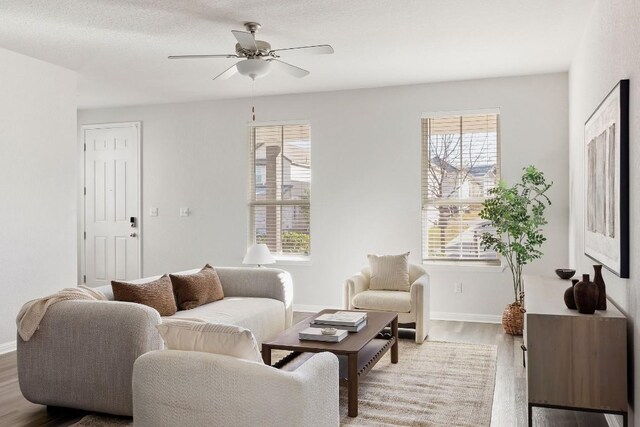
[420,109,502,267]
[248,120,311,262]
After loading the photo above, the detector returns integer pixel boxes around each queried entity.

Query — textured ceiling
[0,0,595,109]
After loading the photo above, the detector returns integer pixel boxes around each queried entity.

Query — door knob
[130,232,137,237]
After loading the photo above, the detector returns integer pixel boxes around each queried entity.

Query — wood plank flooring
[0,316,608,427]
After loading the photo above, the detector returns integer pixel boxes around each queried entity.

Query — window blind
[249,123,311,257]
[421,113,500,263]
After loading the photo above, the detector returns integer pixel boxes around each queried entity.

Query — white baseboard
[294,305,501,324]
[431,311,502,324]
[0,340,16,355]
[605,414,624,427]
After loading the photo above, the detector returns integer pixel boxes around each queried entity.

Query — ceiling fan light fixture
[236,58,271,80]
[169,23,333,81]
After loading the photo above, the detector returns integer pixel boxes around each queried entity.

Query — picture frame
[584,79,629,278]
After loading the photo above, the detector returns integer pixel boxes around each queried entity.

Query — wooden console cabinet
[523,275,628,426]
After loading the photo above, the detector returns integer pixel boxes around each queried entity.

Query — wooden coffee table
[261,309,398,417]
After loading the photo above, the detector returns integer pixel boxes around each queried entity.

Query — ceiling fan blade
[168,54,239,59]
[270,44,334,56]
[268,59,310,78]
[213,63,239,81]
[231,30,257,51]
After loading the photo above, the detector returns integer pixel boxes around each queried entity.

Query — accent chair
[343,264,430,343]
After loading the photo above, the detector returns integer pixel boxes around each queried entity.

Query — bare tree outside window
[421,113,500,262]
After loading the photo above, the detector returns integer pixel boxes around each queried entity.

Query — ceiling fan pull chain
[251,79,256,122]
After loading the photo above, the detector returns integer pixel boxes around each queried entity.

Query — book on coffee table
[313,311,367,327]
[299,327,348,342]
[309,319,367,332]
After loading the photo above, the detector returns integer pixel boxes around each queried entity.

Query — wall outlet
[149,207,158,217]
[179,207,190,217]
[454,282,463,293]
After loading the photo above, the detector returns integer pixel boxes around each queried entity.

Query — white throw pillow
[156,319,263,363]
[367,252,411,291]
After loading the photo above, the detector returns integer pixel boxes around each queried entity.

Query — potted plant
[479,166,552,335]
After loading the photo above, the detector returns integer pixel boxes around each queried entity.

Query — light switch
[180,207,190,217]
[149,207,158,217]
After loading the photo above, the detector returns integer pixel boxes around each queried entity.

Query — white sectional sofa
[17,267,294,416]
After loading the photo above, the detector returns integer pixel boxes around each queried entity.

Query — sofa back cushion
[111,275,178,316]
[156,319,263,363]
[367,252,411,291]
[170,264,224,310]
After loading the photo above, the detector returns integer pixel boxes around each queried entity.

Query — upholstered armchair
[343,264,430,343]
[133,350,339,427]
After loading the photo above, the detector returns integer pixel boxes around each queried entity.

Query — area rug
[339,340,497,426]
[72,340,497,427]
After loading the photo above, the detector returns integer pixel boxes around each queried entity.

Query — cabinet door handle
[521,344,527,368]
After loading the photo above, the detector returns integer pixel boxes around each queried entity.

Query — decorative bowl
[555,269,576,280]
[321,328,337,335]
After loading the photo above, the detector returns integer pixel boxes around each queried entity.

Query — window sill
[422,261,507,273]
[273,255,312,266]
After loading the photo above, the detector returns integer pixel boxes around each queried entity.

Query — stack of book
[298,312,368,342]
[298,328,348,342]
[312,311,367,332]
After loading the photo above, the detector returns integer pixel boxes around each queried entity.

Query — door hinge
[83,275,86,283]
[83,231,86,240]
[83,143,86,151]
[83,187,86,195]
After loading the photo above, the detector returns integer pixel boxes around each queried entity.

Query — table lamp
[242,243,275,267]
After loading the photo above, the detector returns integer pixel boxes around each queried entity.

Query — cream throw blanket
[17,286,107,341]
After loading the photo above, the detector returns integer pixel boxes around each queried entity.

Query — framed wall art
[584,79,629,278]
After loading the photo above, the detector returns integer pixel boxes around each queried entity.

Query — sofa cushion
[170,264,224,310]
[111,275,177,316]
[367,252,410,291]
[168,297,285,345]
[352,290,412,313]
[156,319,263,363]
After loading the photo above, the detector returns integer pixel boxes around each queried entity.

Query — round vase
[574,273,599,314]
[593,265,607,310]
[502,302,524,335]
[563,279,578,310]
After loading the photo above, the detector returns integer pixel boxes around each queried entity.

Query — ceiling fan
[169,22,334,81]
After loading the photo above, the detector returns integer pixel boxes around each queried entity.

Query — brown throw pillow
[170,264,224,310]
[111,275,177,316]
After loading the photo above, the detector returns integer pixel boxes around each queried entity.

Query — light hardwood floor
[0,316,608,427]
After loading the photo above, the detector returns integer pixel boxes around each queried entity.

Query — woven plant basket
[502,302,525,335]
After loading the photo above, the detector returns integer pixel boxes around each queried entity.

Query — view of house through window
[249,123,311,257]
[421,112,500,263]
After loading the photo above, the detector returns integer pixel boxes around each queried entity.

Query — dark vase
[574,274,599,314]
[563,279,579,310]
[593,265,607,310]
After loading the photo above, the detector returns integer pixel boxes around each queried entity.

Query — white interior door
[83,123,141,287]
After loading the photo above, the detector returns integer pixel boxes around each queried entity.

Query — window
[249,123,311,258]
[255,165,266,186]
[421,111,500,263]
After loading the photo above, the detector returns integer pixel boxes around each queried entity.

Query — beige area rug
[339,340,497,426]
[72,340,497,427]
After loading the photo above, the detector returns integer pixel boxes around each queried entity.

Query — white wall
[569,0,640,424]
[78,72,568,320]
[0,47,77,346]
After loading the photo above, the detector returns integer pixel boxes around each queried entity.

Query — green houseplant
[480,166,552,335]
